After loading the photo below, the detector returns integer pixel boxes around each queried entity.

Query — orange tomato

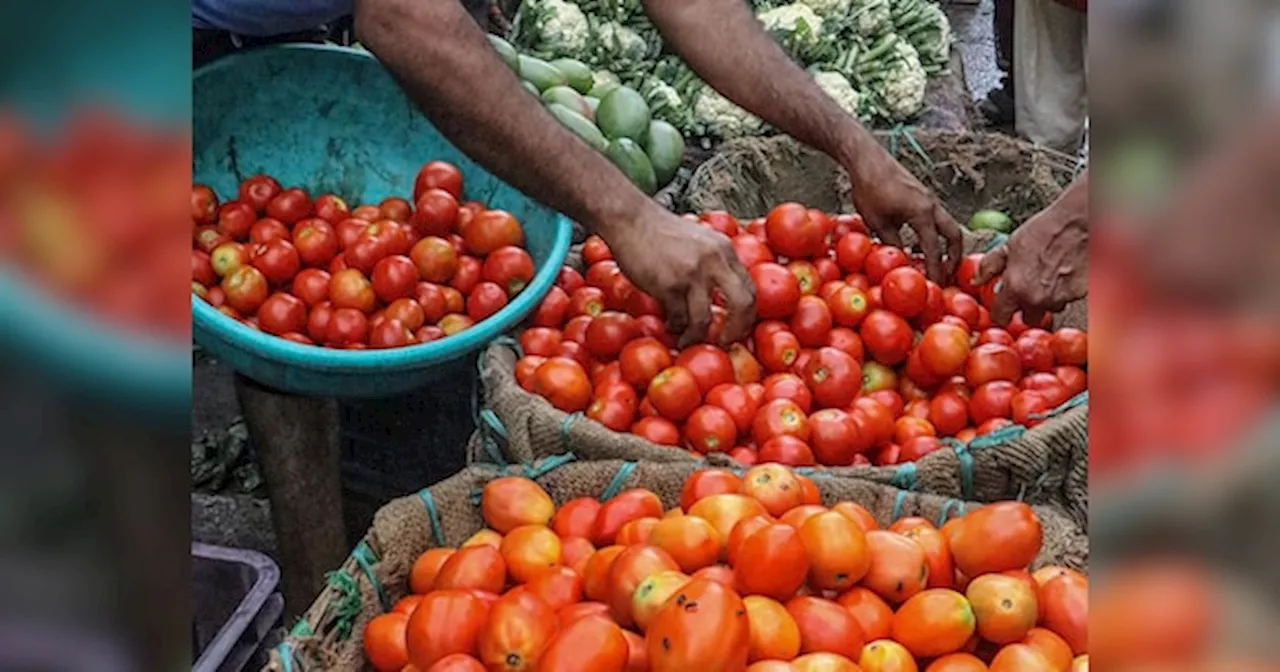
[556,601,609,627]
[481,477,554,534]
[463,529,502,548]
[631,570,692,631]
[1031,566,1080,591]
[426,653,486,671]
[831,501,878,532]
[500,525,562,584]
[477,590,557,671]
[835,587,893,641]
[945,502,1042,577]
[743,595,802,662]
[593,489,664,545]
[689,493,770,540]
[966,574,1038,644]
[551,497,601,539]
[645,578,751,672]
[538,614,629,672]
[648,515,724,573]
[622,629,649,672]
[735,524,810,601]
[792,653,861,671]
[779,504,828,529]
[406,589,490,669]
[862,531,929,603]
[1038,573,1087,655]
[748,662,797,672]
[582,545,625,602]
[409,548,456,594]
[693,564,737,586]
[392,594,424,616]
[889,518,954,590]
[924,653,988,672]
[999,568,1038,595]
[727,515,775,566]
[858,639,917,672]
[525,566,583,611]
[434,545,506,593]
[679,469,744,511]
[799,511,870,591]
[989,643,1056,671]
[364,612,409,672]
[891,589,976,659]
[560,537,595,572]
[606,544,680,627]
[742,463,806,517]
[796,473,822,505]
[616,516,661,546]
[786,596,865,660]
[1022,628,1073,671]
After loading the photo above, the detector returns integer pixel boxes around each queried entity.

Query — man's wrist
[580,187,653,241]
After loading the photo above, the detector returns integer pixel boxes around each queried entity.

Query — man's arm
[354,0,755,344]
[643,0,964,282]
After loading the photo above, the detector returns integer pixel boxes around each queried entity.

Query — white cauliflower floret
[797,0,852,19]
[852,0,892,37]
[814,70,861,118]
[529,0,591,54]
[874,41,927,120]
[642,78,684,112]
[757,4,825,56]
[591,21,649,63]
[693,88,764,139]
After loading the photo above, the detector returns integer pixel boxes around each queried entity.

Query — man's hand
[974,171,1089,325]
[603,202,756,347]
[844,141,965,283]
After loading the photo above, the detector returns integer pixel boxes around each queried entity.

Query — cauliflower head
[520,0,591,55]
[797,0,852,20]
[814,70,862,118]
[870,40,927,120]
[693,88,764,139]
[590,20,650,63]
[757,4,825,57]
[852,0,892,37]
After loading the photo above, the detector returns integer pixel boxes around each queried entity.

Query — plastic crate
[193,543,284,672]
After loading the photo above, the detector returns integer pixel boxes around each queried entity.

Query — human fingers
[1023,306,1049,329]
[710,256,757,346]
[659,283,690,336]
[973,245,1008,286]
[913,219,945,284]
[678,285,714,349]
[990,278,1020,326]
[933,203,966,279]
[863,210,903,248]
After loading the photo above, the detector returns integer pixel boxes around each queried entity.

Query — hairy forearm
[1053,170,1089,230]
[354,0,652,238]
[643,0,876,166]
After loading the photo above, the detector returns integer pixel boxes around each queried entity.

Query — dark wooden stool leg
[235,374,346,617]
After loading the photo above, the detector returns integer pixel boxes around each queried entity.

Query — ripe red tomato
[1051,328,1087,366]
[917,281,946,326]
[970,380,1018,425]
[329,268,377,313]
[335,217,369,248]
[700,211,741,238]
[865,246,909,284]
[828,286,871,328]
[266,187,312,224]
[345,232,392,275]
[290,268,331,307]
[583,311,636,360]
[567,287,605,319]
[467,282,508,321]
[1054,365,1087,397]
[894,416,936,445]
[311,194,349,224]
[787,261,821,297]
[675,345,736,394]
[633,416,681,445]
[409,236,459,284]
[851,397,894,445]
[750,263,802,319]
[192,249,217,286]
[944,290,981,330]
[965,343,1023,386]
[685,405,738,453]
[210,242,246,278]
[307,301,334,342]
[918,322,972,378]
[385,297,426,331]
[977,327,1015,347]
[533,357,592,412]
[327,307,370,346]
[752,398,810,445]
[464,210,524,255]
[519,327,562,358]
[860,310,913,365]
[929,392,970,437]
[255,293,306,335]
[732,235,776,267]
[757,435,816,466]
[762,373,812,413]
[192,184,219,225]
[587,396,636,432]
[195,226,230,254]
[826,327,864,361]
[410,188,459,237]
[648,366,702,421]
[803,347,860,409]
[351,205,382,222]
[809,408,864,466]
[1020,372,1071,407]
[758,330,802,373]
[414,282,448,323]
[790,296,834,348]
[765,203,823,258]
[533,286,570,328]
[216,201,257,240]
[450,256,482,295]
[835,233,873,273]
[881,266,928,317]
[617,337,671,390]
[704,383,759,435]
[1007,310,1053,337]
[954,253,984,296]
[440,314,475,335]
[292,219,340,267]
[414,160,464,201]
[900,435,943,462]
[371,255,419,303]
[369,317,415,349]
[238,175,281,213]
[1015,329,1056,372]
[221,265,269,315]
[482,246,535,295]
[1011,390,1054,428]
[377,197,412,224]
[250,217,291,245]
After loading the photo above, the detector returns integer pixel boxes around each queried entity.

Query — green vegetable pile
[492,35,685,195]
[504,0,954,146]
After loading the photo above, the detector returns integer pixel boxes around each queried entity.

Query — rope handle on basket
[418,488,447,547]
[600,461,638,502]
[936,498,966,528]
[468,453,580,505]
[275,621,314,672]
[560,412,584,454]
[940,438,975,500]
[352,541,391,613]
[890,462,918,491]
[473,336,520,468]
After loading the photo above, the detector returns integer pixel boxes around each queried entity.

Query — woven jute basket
[476,131,1088,527]
[265,454,1088,672]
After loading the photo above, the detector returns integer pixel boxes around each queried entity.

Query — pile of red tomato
[363,463,1088,671]
[191,160,538,348]
[515,205,1088,467]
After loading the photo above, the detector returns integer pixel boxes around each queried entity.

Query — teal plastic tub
[193,44,572,397]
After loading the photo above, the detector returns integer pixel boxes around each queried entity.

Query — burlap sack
[477,131,1088,526]
[266,455,1088,672]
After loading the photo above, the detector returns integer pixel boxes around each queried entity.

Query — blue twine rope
[276,642,296,672]
[524,452,578,479]
[936,499,965,528]
[600,461,638,501]
[1032,391,1089,420]
[417,488,446,547]
[890,463,918,490]
[982,232,1010,252]
[892,489,909,522]
[560,412,584,453]
[352,541,390,613]
[940,438,976,500]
